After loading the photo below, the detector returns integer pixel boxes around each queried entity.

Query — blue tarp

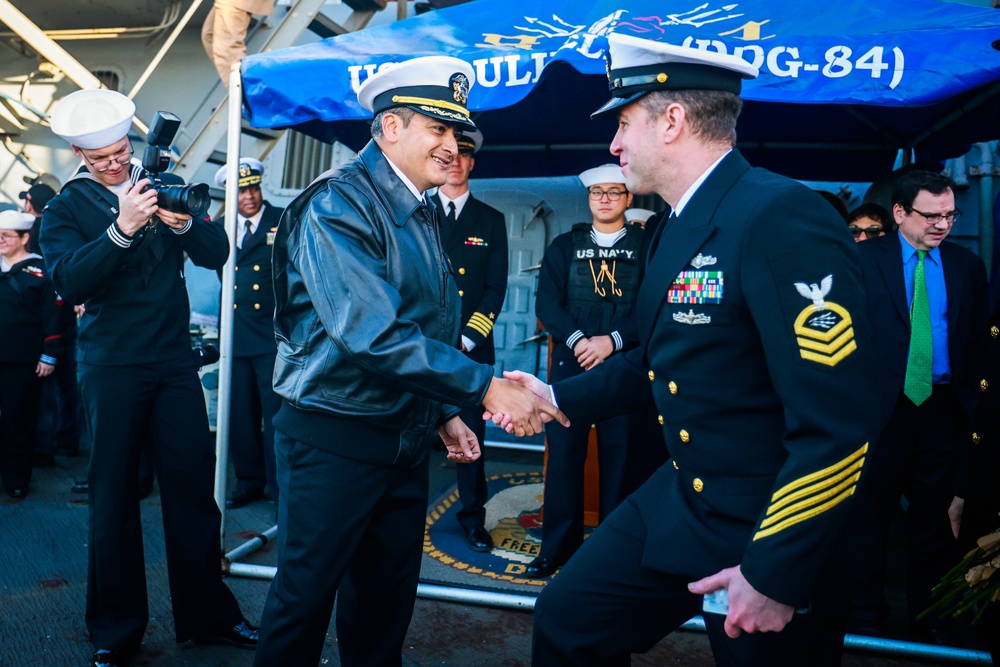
[241,0,1000,180]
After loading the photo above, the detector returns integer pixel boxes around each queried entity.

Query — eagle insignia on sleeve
[792,275,856,367]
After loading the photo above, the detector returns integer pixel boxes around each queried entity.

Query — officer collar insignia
[792,274,856,367]
[450,72,470,105]
[690,253,717,269]
[673,309,711,325]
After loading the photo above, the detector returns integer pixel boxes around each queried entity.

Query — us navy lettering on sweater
[575,247,636,260]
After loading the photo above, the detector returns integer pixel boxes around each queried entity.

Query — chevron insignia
[753,443,868,541]
[792,276,856,367]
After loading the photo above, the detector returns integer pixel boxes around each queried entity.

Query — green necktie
[904,250,933,405]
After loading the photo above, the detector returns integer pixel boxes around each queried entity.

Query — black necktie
[238,218,251,249]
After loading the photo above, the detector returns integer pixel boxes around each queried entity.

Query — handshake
[481,371,567,436]
[436,371,569,465]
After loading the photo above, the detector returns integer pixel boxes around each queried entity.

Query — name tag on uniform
[667,271,723,305]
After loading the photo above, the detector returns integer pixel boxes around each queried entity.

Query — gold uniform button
[679,429,690,443]
[692,478,704,493]
[253,264,260,271]
[233,285,237,290]
[458,290,464,297]
[253,284,260,291]
[972,432,981,445]
[254,303,261,310]
[458,267,466,275]
[668,381,678,395]
[233,304,237,309]
[672,460,679,470]
[648,370,655,382]
[234,265,239,271]
[992,326,999,338]
[657,415,664,425]
[981,379,989,392]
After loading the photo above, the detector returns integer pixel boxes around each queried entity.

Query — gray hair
[370,107,417,139]
[638,89,742,146]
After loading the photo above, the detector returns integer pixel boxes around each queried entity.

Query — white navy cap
[214,157,264,188]
[357,56,477,131]
[50,90,135,149]
[456,128,483,154]
[625,208,656,224]
[580,164,626,188]
[0,210,35,231]
[593,33,759,119]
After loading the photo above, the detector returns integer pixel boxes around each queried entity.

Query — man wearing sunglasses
[857,169,989,638]
[528,163,665,579]
[846,202,892,243]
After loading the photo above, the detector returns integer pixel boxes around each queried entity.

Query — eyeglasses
[848,226,884,238]
[80,141,133,173]
[907,207,961,224]
[0,232,25,242]
[588,188,628,201]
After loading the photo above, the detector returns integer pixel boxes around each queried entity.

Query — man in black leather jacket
[254,56,566,667]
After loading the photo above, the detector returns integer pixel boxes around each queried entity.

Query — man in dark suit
[213,158,284,510]
[432,129,508,552]
[857,170,989,633]
[492,34,881,665]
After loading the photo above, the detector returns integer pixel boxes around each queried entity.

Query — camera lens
[156,183,211,218]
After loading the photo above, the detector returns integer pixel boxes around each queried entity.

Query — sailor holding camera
[39,89,258,667]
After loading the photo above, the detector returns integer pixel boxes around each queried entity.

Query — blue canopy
[242,0,1000,180]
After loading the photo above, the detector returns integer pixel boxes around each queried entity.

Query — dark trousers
[533,493,850,667]
[35,338,82,456]
[454,405,488,531]
[255,429,430,667]
[0,362,42,493]
[229,353,279,497]
[540,350,665,564]
[78,360,242,653]
[863,385,964,625]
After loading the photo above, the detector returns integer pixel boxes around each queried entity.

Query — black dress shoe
[225,489,263,510]
[525,556,558,578]
[71,480,89,494]
[93,648,129,667]
[196,618,259,649]
[465,526,494,552]
[7,488,27,499]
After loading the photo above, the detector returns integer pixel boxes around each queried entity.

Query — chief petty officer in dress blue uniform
[492,34,882,665]
[213,158,284,510]
[0,210,63,498]
[40,89,257,667]
[431,129,509,552]
[528,163,664,579]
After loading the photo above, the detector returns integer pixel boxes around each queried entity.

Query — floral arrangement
[921,528,1000,624]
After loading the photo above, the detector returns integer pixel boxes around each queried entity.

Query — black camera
[134,111,211,218]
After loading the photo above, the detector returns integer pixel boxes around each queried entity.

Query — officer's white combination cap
[0,210,35,231]
[456,128,483,154]
[357,56,477,131]
[580,164,626,188]
[593,33,759,119]
[214,157,264,188]
[625,208,656,223]
[50,90,135,149]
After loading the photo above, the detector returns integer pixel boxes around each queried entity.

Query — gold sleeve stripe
[797,329,855,353]
[764,457,865,516]
[467,313,494,337]
[753,486,856,541]
[770,443,868,503]
[759,470,861,529]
